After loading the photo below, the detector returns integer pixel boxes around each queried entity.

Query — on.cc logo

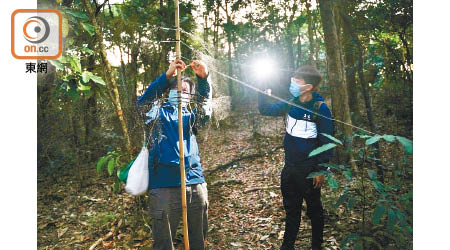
[11,9,62,59]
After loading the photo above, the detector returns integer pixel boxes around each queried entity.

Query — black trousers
[280,165,324,249]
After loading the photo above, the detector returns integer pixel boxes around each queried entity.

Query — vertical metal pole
[174,0,190,249]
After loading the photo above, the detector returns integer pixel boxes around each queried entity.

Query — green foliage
[89,74,106,85]
[367,169,377,180]
[326,173,339,190]
[335,192,349,208]
[388,208,396,232]
[321,133,343,145]
[396,136,413,154]
[315,129,412,248]
[50,54,107,100]
[382,134,396,142]
[373,204,385,224]
[308,143,337,157]
[64,9,88,20]
[365,134,381,145]
[107,158,115,176]
[96,156,108,172]
[95,150,132,193]
[341,233,362,250]
[81,23,95,36]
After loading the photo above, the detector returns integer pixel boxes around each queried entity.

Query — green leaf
[388,208,396,232]
[365,134,381,145]
[372,180,385,193]
[320,133,343,145]
[347,198,356,209]
[80,47,94,55]
[382,134,396,142]
[96,156,108,172]
[334,192,349,208]
[308,143,337,158]
[49,60,64,70]
[82,71,93,83]
[396,136,413,154]
[65,10,88,19]
[343,170,352,180]
[81,23,95,36]
[396,209,406,226]
[373,204,385,224]
[107,158,115,176]
[68,86,79,100]
[57,55,69,63]
[400,192,412,201]
[341,233,360,250]
[90,74,106,85]
[68,55,81,73]
[113,182,120,193]
[354,133,371,139]
[326,174,338,190]
[78,84,91,91]
[306,170,329,179]
[367,170,377,180]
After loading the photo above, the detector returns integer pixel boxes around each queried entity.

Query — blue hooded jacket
[137,72,212,189]
[258,91,333,170]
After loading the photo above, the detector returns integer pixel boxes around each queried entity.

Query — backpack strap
[312,101,324,124]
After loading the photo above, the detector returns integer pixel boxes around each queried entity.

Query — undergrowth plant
[307,132,413,249]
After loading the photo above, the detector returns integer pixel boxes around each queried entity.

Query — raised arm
[191,60,212,124]
[258,91,290,116]
[136,73,169,107]
[137,59,186,107]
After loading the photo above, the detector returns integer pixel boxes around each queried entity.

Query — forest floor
[38,112,386,250]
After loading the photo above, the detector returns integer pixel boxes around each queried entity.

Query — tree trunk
[224,1,235,110]
[286,33,296,71]
[318,0,353,165]
[213,4,220,58]
[339,7,384,182]
[306,1,317,68]
[82,0,133,155]
[296,34,303,68]
[341,9,362,125]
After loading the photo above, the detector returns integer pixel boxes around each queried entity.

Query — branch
[89,231,113,250]
[95,0,109,16]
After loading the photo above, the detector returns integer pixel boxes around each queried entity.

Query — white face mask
[168,89,190,106]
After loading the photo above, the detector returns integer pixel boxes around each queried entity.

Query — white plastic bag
[125,147,149,195]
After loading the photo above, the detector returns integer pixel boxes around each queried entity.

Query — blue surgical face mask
[168,89,189,107]
[289,78,302,97]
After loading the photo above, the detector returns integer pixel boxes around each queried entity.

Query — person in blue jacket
[258,66,333,250]
[137,58,212,250]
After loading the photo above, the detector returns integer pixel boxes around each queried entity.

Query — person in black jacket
[258,66,334,250]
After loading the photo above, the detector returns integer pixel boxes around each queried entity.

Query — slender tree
[82,0,133,155]
[318,0,353,164]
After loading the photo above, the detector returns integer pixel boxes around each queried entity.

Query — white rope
[178,52,377,135]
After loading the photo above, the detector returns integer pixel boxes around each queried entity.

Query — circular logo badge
[23,16,50,44]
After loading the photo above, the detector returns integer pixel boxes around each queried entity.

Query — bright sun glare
[252,58,276,79]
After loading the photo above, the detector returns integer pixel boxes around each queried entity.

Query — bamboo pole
[174,0,190,249]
